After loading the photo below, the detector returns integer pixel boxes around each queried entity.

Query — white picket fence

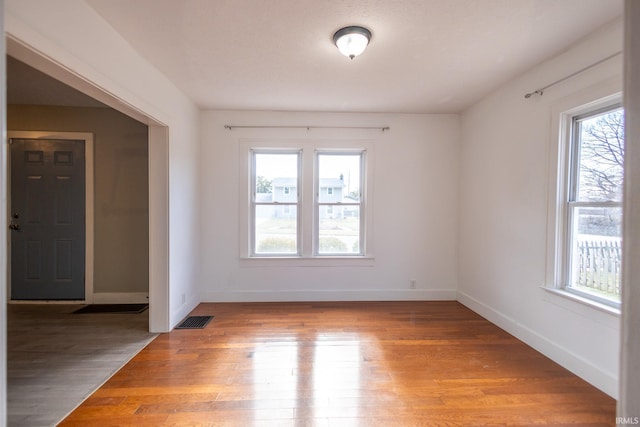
[576,239,622,297]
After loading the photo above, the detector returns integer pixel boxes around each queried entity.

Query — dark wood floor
[59,301,616,426]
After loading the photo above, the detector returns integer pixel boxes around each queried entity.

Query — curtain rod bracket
[524,90,544,99]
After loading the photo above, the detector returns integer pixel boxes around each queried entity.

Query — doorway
[5,39,170,332]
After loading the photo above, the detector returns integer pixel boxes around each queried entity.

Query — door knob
[9,223,20,231]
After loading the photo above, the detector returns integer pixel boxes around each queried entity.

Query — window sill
[541,286,621,316]
[239,256,375,268]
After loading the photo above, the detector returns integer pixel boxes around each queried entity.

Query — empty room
[1,0,639,426]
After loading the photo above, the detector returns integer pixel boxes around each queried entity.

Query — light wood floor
[7,304,157,426]
[59,301,616,426]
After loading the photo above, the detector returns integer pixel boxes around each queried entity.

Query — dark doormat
[73,304,149,314]
[175,315,214,329]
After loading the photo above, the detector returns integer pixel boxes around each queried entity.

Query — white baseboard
[91,292,149,304]
[456,290,618,399]
[170,293,201,330]
[201,289,457,303]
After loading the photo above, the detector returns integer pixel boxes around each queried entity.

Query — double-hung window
[561,103,624,305]
[316,151,365,256]
[251,150,301,256]
[246,145,369,258]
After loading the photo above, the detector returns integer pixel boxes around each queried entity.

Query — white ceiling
[58,1,628,113]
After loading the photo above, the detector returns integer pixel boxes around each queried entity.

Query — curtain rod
[224,125,390,132]
[524,51,622,99]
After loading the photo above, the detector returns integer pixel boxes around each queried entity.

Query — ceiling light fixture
[333,26,371,60]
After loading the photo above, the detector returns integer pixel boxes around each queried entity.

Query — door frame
[7,37,170,332]
[7,131,94,303]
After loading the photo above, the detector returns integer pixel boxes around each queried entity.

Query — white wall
[458,19,623,397]
[620,0,640,417]
[4,0,201,331]
[199,111,459,302]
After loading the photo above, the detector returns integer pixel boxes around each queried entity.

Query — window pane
[318,206,360,254]
[569,206,622,302]
[576,109,624,202]
[318,154,360,203]
[255,205,297,254]
[255,153,298,202]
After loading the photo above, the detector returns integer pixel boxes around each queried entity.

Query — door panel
[10,138,85,300]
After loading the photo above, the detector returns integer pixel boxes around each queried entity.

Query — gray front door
[10,138,85,300]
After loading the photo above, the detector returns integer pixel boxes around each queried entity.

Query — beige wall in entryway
[8,105,149,298]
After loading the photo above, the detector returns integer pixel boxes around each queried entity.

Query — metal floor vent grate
[176,315,214,329]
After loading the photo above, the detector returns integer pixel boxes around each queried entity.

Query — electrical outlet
[410,279,417,289]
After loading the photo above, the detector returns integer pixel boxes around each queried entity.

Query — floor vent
[176,315,214,329]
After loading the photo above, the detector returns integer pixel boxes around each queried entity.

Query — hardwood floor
[60,301,616,426]
[7,304,156,426]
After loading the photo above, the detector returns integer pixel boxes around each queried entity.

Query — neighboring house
[264,177,350,219]
[318,178,345,203]
[272,177,298,203]
[319,177,349,219]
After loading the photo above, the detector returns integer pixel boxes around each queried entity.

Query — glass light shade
[333,26,371,59]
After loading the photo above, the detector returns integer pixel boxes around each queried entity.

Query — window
[316,152,364,255]
[561,104,624,305]
[245,145,369,259]
[251,150,301,256]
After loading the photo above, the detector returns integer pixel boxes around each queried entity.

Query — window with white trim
[251,150,301,256]
[560,103,624,306]
[316,152,364,255]
[247,146,369,258]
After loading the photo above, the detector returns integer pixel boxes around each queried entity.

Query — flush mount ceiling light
[333,26,371,59]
